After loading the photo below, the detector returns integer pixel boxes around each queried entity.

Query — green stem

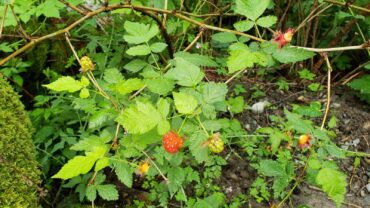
[196,116,210,137]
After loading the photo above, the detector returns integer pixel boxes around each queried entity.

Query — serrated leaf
[233,20,254,32]
[52,155,98,179]
[227,96,245,114]
[86,185,97,202]
[189,131,209,163]
[116,101,161,134]
[123,21,159,44]
[227,43,267,73]
[173,92,198,114]
[167,167,186,195]
[43,76,84,92]
[115,162,133,188]
[235,0,270,21]
[96,184,119,201]
[150,42,167,53]
[79,88,90,99]
[104,68,124,84]
[145,77,175,95]
[272,175,290,198]
[198,82,228,104]
[157,98,170,118]
[259,160,286,177]
[115,78,144,95]
[89,109,113,129]
[273,46,315,63]
[165,57,204,87]
[347,75,370,94]
[174,52,218,67]
[126,44,151,56]
[95,157,110,172]
[316,168,347,207]
[256,15,277,28]
[124,59,148,72]
[284,110,314,133]
[157,120,171,135]
[211,32,238,43]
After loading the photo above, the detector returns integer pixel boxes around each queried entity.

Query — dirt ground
[219,81,370,208]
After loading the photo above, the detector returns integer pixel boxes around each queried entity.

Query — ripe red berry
[162,131,183,154]
[274,28,294,48]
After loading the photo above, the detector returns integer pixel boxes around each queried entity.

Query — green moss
[0,75,40,207]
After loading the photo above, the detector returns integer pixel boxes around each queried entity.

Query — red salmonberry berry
[162,131,183,154]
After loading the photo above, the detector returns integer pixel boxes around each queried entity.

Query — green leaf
[123,59,148,72]
[116,101,161,134]
[227,96,245,114]
[145,77,175,95]
[115,78,144,95]
[211,32,238,43]
[36,0,64,18]
[328,116,337,128]
[272,175,290,198]
[167,167,186,195]
[79,88,90,99]
[123,21,159,44]
[52,155,98,179]
[157,98,170,118]
[273,47,315,64]
[347,75,370,94]
[198,82,228,104]
[165,57,204,87]
[95,157,110,172]
[259,160,286,177]
[284,110,314,133]
[43,76,84,92]
[96,184,119,201]
[150,42,167,53]
[126,44,151,56]
[115,161,133,188]
[235,0,270,21]
[173,92,198,114]
[89,109,113,129]
[157,120,171,135]
[233,20,254,32]
[174,52,218,67]
[316,168,347,207]
[256,15,277,28]
[324,144,346,159]
[86,185,97,202]
[189,131,209,163]
[227,43,267,73]
[104,68,124,84]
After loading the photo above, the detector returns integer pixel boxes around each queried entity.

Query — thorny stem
[321,54,332,130]
[293,44,369,52]
[277,157,309,207]
[323,0,370,13]
[0,4,8,38]
[141,150,169,183]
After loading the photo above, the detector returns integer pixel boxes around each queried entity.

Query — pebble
[244,124,251,131]
[331,102,341,108]
[361,189,366,197]
[352,139,360,146]
[366,184,370,193]
[250,101,269,114]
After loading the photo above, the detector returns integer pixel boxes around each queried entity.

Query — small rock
[331,102,341,109]
[361,189,366,197]
[344,119,351,125]
[244,124,251,131]
[225,186,233,194]
[229,173,239,180]
[340,145,349,150]
[250,101,269,114]
[366,184,370,193]
[352,139,360,146]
